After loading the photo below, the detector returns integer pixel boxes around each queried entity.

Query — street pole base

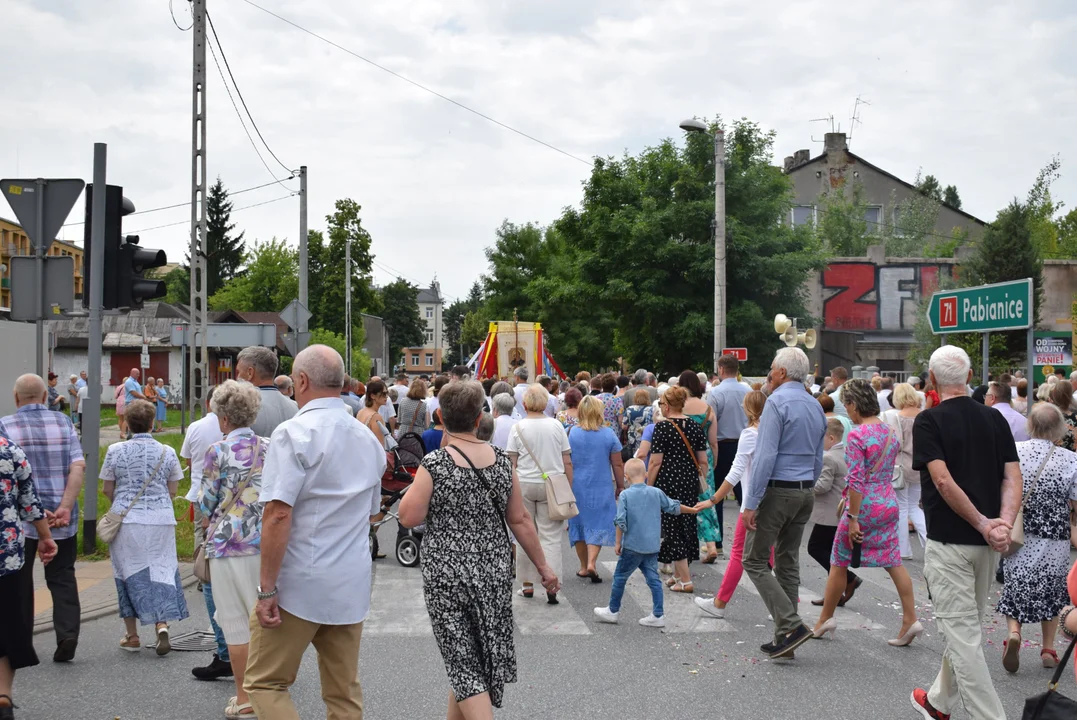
[83,519,97,555]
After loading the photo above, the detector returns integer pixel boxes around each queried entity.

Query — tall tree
[208,238,297,312]
[816,182,871,256]
[942,185,962,210]
[309,328,372,380]
[443,280,485,366]
[307,199,379,339]
[380,279,427,366]
[205,177,246,296]
[160,265,190,306]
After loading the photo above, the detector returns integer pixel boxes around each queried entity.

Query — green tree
[205,177,246,296]
[443,281,485,367]
[159,266,190,306]
[309,328,371,380]
[209,238,297,312]
[885,172,943,257]
[1026,156,1063,255]
[943,185,962,210]
[307,200,379,337]
[380,279,427,366]
[816,182,871,256]
[1057,208,1077,257]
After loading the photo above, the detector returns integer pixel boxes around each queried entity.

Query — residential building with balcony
[0,216,84,312]
[400,281,443,376]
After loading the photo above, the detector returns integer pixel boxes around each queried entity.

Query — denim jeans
[608,549,663,617]
[203,582,230,662]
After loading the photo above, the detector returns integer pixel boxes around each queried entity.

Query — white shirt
[427,396,440,424]
[505,417,571,484]
[260,397,386,625]
[724,425,759,512]
[544,393,559,419]
[491,415,519,450]
[830,384,848,417]
[513,383,530,418]
[877,391,892,412]
[76,385,89,410]
[180,412,224,502]
[379,400,396,424]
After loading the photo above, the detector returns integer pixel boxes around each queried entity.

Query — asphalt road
[12,509,1071,719]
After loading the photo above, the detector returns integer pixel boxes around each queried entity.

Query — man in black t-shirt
[909,346,1022,720]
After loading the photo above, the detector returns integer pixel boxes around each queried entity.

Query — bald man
[274,375,294,398]
[245,345,385,718]
[2,374,86,662]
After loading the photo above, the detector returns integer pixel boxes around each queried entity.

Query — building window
[425,306,433,319]
[410,353,419,366]
[892,206,905,237]
[791,206,815,227]
[425,353,434,366]
[425,329,434,345]
[864,206,882,233]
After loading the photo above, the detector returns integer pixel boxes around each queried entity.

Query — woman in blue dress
[154,378,168,432]
[567,395,624,582]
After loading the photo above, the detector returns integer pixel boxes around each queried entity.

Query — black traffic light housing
[82,183,167,311]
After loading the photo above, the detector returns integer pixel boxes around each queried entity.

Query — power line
[127,194,296,234]
[206,11,294,175]
[61,178,295,227]
[238,0,591,167]
[207,25,294,191]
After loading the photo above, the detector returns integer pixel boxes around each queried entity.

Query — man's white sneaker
[593,607,619,624]
[693,596,725,618]
[639,614,666,628]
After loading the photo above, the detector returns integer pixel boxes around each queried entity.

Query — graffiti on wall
[823,263,954,331]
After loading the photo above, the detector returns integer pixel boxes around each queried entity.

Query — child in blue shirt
[594,458,697,627]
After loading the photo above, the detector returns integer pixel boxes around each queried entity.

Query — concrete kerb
[33,566,199,636]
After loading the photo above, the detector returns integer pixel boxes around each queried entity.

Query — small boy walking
[594,459,697,628]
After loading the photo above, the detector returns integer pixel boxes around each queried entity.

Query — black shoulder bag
[1023,635,1077,719]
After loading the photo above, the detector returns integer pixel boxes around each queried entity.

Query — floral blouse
[623,404,654,456]
[199,430,267,559]
[597,393,625,432]
[557,411,580,430]
[101,435,184,525]
[0,436,45,576]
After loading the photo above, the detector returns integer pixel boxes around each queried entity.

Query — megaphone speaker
[774,314,791,334]
[801,329,817,350]
[782,327,798,347]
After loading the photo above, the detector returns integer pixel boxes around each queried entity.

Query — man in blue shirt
[742,347,826,659]
[707,354,749,514]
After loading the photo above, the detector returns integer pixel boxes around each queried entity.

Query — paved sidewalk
[32,559,197,635]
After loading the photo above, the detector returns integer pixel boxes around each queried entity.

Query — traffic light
[82,184,166,311]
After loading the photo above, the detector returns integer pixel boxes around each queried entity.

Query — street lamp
[679,117,726,374]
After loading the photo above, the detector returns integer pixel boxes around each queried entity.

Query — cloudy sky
[5,0,1075,305]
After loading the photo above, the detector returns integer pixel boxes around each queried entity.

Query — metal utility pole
[298,165,308,338]
[188,0,209,420]
[34,179,45,376]
[83,143,107,553]
[712,128,727,375]
[345,235,352,375]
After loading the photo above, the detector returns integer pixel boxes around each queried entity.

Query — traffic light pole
[82,143,107,553]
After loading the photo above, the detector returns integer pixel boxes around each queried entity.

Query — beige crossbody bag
[514,425,578,522]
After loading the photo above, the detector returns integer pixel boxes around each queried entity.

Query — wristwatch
[257,585,278,600]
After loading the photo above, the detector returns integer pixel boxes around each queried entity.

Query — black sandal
[587,570,602,584]
[0,694,16,720]
[546,592,559,605]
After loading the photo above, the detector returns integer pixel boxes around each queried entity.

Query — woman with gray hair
[101,399,187,655]
[997,402,1077,673]
[398,380,559,716]
[199,379,268,718]
[490,393,519,450]
[812,378,920,646]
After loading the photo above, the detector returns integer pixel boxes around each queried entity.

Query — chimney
[783,156,795,172]
[793,149,811,167]
[824,132,848,154]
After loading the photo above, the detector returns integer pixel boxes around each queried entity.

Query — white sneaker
[694,596,725,619]
[593,607,619,624]
[639,613,666,628]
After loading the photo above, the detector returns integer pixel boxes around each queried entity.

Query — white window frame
[425,306,434,319]
[425,353,434,367]
[864,205,883,234]
[410,353,419,366]
[790,205,816,228]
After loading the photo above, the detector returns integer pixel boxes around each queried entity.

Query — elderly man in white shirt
[245,345,386,719]
[512,366,531,418]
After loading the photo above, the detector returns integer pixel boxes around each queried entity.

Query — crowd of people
[3,342,1077,719]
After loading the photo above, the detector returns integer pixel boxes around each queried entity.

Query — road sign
[170,323,278,348]
[925,278,1033,334]
[1,178,85,251]
[722,347,748,362]
[278,299,311,332]
[282,331,312,357]
[8,256,74,321]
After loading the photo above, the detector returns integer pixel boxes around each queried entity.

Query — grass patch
[77,432,195,561]
[98,405,186,429]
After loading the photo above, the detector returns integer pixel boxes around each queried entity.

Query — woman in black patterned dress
[399,381,560,718]
[647,386,709,594]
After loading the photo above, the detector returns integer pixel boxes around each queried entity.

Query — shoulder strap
[449,444,510,544]
[1048,634,1077,691]
[205,437,262,541]
[1021,444,1056,511]
[669,419,705,475]
[513,425,551,479]
[118,446,169,520]
[406,400,422,431]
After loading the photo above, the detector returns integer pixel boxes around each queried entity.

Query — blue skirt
[156,399,167,421]
[566,468,617,547]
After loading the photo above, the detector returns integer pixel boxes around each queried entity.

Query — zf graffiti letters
[822,263,952,331]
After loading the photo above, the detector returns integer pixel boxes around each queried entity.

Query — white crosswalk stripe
[599,560,735,632]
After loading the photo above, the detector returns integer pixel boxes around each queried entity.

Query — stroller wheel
[370,533,380,561]
[396,535,421,567]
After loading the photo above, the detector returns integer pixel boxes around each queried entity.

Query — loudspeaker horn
[781,327,798,347]
[800,329,817,350]
[774,313,792,334]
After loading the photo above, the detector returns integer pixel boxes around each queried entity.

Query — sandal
[1042,648,1059,669]
[119,633,141,652]
[586,570,602,584]
[517,587,534,599]
[155,626,170,656]
[701,552,719,564]
[1002,632,1021,673]
[225,696,258,718]
[670,581,694,593]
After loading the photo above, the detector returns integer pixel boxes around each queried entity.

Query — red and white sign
[722,348,748,362]
[938,296,958,329]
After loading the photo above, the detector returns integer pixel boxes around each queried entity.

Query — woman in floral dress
[200,380,268,720]
[557,387,583,430]
[622,389,653,459]
[595,374,625,431]
[811,379,921,646]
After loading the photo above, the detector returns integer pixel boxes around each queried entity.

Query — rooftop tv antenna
[849,95,870,145]
[809,114,836,144]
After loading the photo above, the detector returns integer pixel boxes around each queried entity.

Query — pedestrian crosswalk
[363,553,896,638]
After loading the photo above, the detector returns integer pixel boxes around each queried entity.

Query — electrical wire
[237,0,591,167]
[371,259,460,304]
[206,11,294,175]
[127,194,297,234]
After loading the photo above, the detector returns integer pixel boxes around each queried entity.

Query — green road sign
[925,278,1033,334]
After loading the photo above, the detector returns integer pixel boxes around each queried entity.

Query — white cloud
[3,0,1074,305]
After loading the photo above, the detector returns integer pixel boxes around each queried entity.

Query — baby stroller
[370,432,426,567]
